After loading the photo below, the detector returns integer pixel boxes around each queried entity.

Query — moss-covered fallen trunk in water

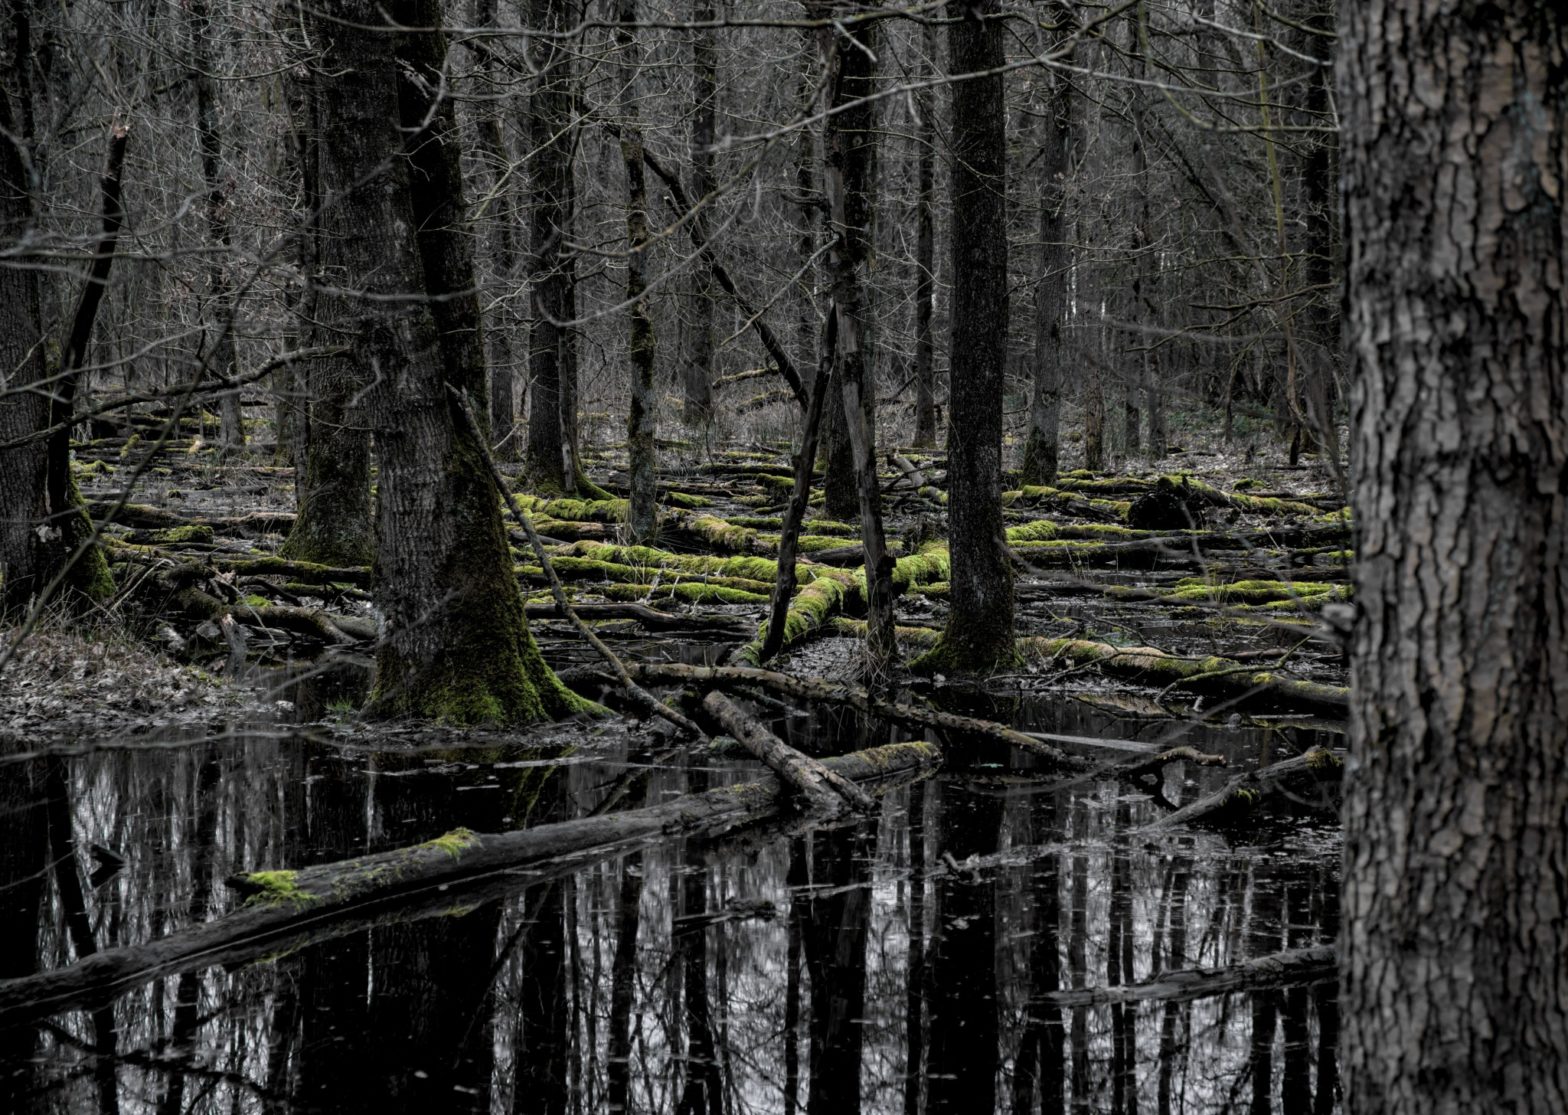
[0,742,939,1028]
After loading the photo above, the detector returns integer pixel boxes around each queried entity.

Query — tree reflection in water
[0,696,1342,1113]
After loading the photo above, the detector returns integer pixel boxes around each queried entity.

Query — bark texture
[1340,5,1568,1112]
[920,0,1015,671]
[301,0,580,724]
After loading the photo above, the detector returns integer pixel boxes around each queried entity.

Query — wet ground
[0,648,1342,1114]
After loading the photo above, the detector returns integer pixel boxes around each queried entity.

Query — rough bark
[1339,5,1568,1112]
[919,0,1015,672]
[300,0,582,724]
[0,46,117,616]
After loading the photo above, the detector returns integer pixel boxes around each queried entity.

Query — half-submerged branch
[1042,945,1336,1008]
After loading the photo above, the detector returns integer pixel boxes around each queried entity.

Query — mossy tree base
[909,628,1022,676]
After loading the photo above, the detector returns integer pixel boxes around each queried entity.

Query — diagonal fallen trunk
[0,742,938,1028]
[702,689,875,815]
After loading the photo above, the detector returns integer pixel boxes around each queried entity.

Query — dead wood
[1041,945,1336,1008]
[625,661,1074,765]
[1144,746,1342,830]
[0,742,938,1028]
[701,689,875,815]
[524,601,750,633]
[760,311,835,662]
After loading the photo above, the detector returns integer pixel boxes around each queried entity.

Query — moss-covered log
[0,742,939,1027]
[740,542,950,663]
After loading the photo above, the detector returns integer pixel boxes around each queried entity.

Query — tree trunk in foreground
[919,0,1014,672]
[911,22,938,449]
[304,0,582,724]
[1339,5,1568,1112]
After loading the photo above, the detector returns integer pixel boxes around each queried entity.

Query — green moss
[423,827,480,860]
[239,869,316,907]
[516,494,630,523]
[675,513,758,552]
[1164,579,1338,604]
[61,468,114,603]
[240,594,272,608]
[152,524,216,545]
[665,490,712,509]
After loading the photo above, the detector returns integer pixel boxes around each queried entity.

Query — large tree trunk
[300,0,582,724]
[1339,5,1568,1112]
[919,0,1014,672]
[523,0,576,493]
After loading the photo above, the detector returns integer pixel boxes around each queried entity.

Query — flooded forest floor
[1,427,1351,1114]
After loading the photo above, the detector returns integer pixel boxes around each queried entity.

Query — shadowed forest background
[1,1,1563,1114]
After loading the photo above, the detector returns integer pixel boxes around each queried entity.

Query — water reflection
[0,690,1340,1113]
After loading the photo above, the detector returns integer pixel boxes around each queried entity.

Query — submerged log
[1041,945,1336,1008]
[0,742,939,1028]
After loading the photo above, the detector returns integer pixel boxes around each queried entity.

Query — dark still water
[0,678,1341,1114]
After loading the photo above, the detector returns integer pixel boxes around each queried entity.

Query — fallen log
[1041,945,1336,1008]
[0,742,939,1028]
[624,661,1072,764]
[702,690,875,814]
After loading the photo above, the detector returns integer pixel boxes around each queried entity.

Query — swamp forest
[1,1,1564,1113]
